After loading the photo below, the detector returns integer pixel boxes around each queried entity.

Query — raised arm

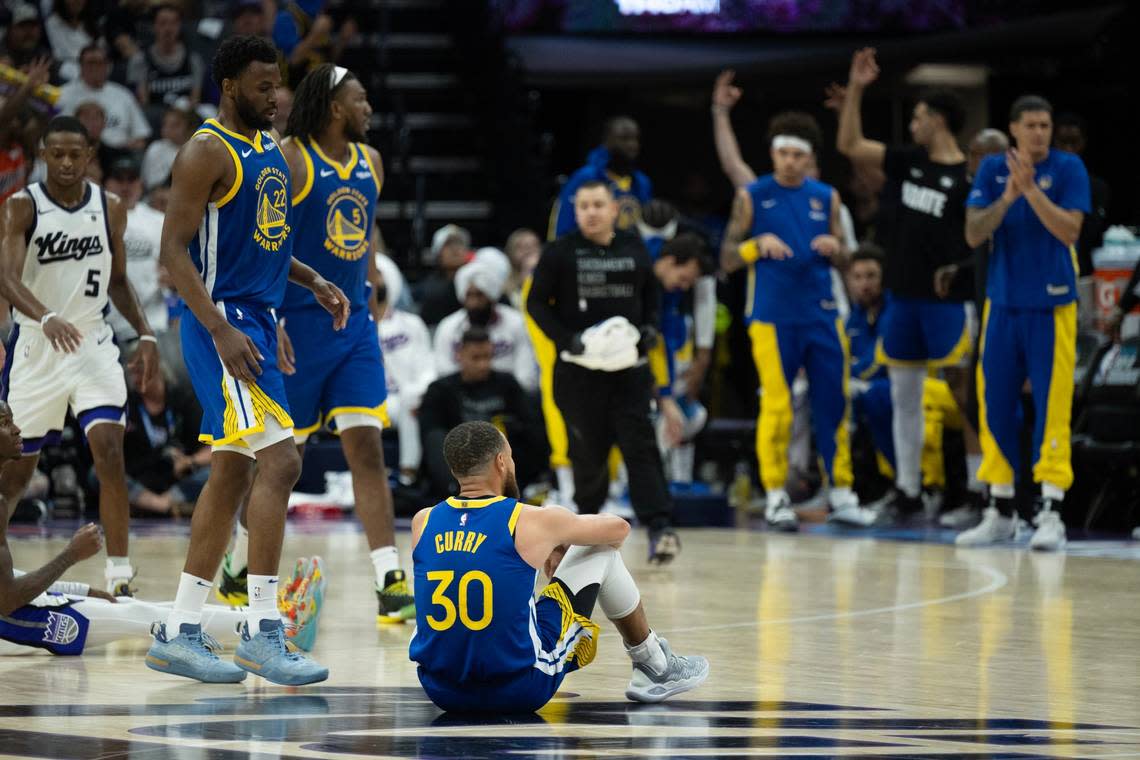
[711,70,757,188]
[719,187,754,273]
[837,48,887,167]
[105,194,158,385]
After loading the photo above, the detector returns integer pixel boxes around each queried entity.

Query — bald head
[604,116,640,169]
[968,128,1010,178]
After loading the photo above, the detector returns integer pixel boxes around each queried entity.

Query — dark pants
[553,361,672,530]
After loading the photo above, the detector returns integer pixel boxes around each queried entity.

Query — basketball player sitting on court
[0,401,325,655]
[0,115,158,597]
[409,421,709,712]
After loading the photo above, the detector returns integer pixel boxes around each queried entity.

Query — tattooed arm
[720,187,754,273]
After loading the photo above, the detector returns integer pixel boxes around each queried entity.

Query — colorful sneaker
[145,622,246,683]
[106,565,136,597]
[376,569,415,624]
[281,558,327,651]
[216,553,248,606]
[234,619,329,685]
[625,638,709,703]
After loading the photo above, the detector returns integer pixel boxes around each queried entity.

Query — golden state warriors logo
[809,197,823,211]
[254,167,291,252]
[615,196,642,231]
[324,186,369,260]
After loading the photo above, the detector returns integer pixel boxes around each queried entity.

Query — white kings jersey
[16,181,113,332]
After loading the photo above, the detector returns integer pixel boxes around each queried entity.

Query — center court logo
[324,187,369,260]
[254,167,291,252]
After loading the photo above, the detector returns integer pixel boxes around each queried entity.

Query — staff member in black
[527,180,680,564]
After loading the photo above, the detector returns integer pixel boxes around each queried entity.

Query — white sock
[626,630,667,676]
[247,574,279,631]
[370,546,399,587]
[105,556,132,580]
[230,523,249,572]
[166,573,211,632]
[966,454,984,493]
[990,483,1015,499]
[1041,482,1064,502]
[888,366,925,498]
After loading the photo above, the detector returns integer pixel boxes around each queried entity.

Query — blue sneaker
[145,622,247,683]
[234,619,329,685]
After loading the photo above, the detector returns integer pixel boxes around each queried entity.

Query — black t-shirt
[883,145,971,300]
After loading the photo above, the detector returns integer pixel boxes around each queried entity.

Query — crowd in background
[0,0,1134,531]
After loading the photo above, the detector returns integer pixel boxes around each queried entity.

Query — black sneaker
[215,554,248,606]
[648,527,681,565]
[376,569,415,624]
[873,488,923,525]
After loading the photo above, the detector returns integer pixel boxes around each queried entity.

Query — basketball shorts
[417,584,599,713]
[877,296,975,368]
[279,306,388,444]
[181,300,294,453]
[1,321,126,454]
[0,593,89,655]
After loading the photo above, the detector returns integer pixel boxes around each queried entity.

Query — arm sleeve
[1060,155,1092,214]
[525,241,574,351]
[967,156,997,209]
[693,275,717,350]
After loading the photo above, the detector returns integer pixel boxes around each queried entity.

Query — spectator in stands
[104,0,148,68]
[549,115,651,239]
[141,105,194,190]
[0,57,50,203]
[504,227,541,308]
[122,363,210,517]
[434,249,538,393]
[273,1,357,85]
[417,223,472,327]
[231,0,272,38]
[375,253,436,485]
[418,327,546,499]
[43,0,95,81]
[0,3,52,70]
[57,44,151,152]
[127,4,204,121]
[103,155,168,342]
[1054,113,1109,276]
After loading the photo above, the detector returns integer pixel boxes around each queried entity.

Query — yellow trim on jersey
[292,140,315,205]
[538,582,599,669]
[507,501,524,536]
[293,418,323,438]
[359,144,383,197]
[309,139,358,180]
[199,378,295,447]
[205,118,264,152]
[326,403,391,431]
[445,495,508,509]
[194,129,244,209]
[976,299,1015,487]
[604,170,633,193]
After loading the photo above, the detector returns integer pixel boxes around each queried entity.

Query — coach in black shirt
[528,180,678,564]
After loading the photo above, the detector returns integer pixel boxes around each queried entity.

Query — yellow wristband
[738,238,760,264]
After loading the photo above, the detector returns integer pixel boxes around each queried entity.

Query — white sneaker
[1029,509,1067,551]
[765,492,798,532]
[955,506,1015,546]
[939,504,980,529]
[828,503,877,527]
[625,638,709,703]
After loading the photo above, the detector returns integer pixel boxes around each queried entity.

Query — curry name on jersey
[17,180,112,331]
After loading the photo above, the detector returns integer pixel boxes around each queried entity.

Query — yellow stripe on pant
[1034,301,1076,490]
[976,300,1016,488]
[522,277,570,469]
[749,322,792,491]
[921,377,963,490]
[830,319,854,490]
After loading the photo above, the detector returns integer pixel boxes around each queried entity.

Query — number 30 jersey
[16,180,112,332]
[409,496,542,684]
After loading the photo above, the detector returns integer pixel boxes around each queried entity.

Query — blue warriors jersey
[968,148,1091,309]
[744,175,837,324]
[189,119,293,309]
[645,234,690,390]
[281,139,382,311]
[409,496,545,684]
[846,299,888,382]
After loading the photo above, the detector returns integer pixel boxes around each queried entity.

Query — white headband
[329,65,349,89]
[771,135,813,154]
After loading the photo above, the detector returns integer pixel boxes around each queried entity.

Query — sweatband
[771,135,813,154]
[329,65,349,89]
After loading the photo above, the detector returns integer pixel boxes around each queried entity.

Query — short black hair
[460,326,491,347]
[766,111,823,153]
[443,421,505,478]
[851,242,886,268]
[211,34,278,88]
[78,42,105,62]
[641,198,678,229]
[286,63,357,142]
[575,179,612,197]
[919,89,966,135]
[153,2,182,19]
[43,115,89,142]
[603,115,638,139]
[660,232,713,275]
[1054,112,1086,133]
[1010,95,1052,123]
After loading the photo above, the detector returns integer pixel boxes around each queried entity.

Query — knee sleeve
[553,544,641,621]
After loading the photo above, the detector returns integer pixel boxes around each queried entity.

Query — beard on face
[503,470,520,500]
[235,92,274,131]
[467,304,493,327]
